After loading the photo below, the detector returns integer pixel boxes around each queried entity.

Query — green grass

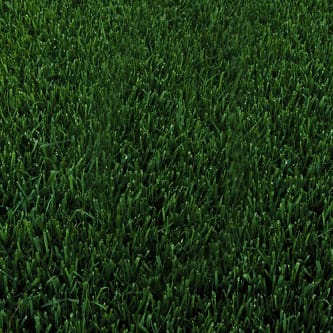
[1,0,333,332]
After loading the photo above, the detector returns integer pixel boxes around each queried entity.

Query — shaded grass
[1,0,333,332]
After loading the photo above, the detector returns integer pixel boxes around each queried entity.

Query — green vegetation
[1,0,333,331]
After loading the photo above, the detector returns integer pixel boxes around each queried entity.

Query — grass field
[1,0,333,332]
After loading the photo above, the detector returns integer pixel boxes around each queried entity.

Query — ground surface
[0,1,333,332]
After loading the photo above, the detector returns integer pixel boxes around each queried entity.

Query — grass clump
[1,0,333,332]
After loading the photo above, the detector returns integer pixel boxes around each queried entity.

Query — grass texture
[1,0,333,332]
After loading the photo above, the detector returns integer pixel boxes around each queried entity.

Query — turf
[0,0,333,332]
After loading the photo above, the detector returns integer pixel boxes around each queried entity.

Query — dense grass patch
[1,0,333,332]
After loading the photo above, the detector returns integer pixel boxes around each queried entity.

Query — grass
[0,0,333,332]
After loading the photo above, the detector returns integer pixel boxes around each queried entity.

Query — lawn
[0,0,333,332]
